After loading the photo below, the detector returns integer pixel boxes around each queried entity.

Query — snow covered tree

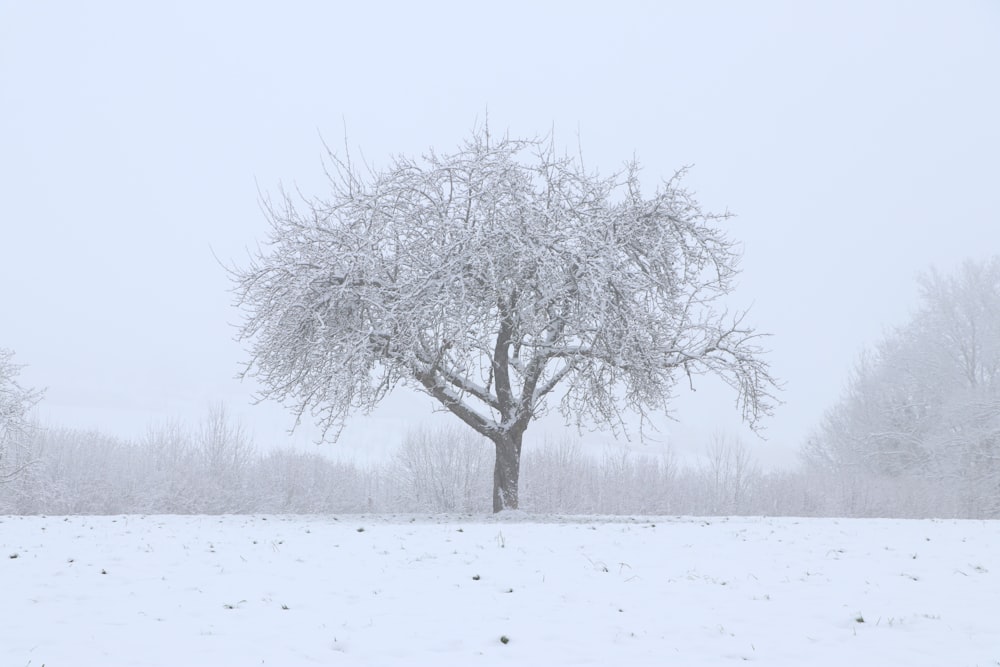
[232,127,777,512]
[0,348,42,482]
[805,257,1000,517]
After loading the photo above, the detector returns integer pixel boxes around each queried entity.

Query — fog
[3,2,999,469]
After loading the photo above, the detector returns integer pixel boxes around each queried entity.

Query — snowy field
[1,514,998,666]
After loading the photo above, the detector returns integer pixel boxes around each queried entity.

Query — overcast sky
[2,2,998,467]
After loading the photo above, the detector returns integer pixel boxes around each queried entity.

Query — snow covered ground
[1,514,997,666]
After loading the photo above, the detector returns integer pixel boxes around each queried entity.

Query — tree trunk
[492,430,523,512]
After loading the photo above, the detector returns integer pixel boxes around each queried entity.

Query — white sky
[2,1,998,467]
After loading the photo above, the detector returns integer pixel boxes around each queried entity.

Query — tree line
[1,407,995,518]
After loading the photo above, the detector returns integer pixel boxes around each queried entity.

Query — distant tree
[194,403,257,513]
[805,258,1000,517]
[232,126,777,512]
[0,348,42,482]
[701,433,760,514]
[388,425,492,513]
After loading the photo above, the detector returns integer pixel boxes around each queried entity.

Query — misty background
[2,2,999,472]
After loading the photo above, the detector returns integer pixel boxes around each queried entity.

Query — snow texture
[2,514,997,666]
